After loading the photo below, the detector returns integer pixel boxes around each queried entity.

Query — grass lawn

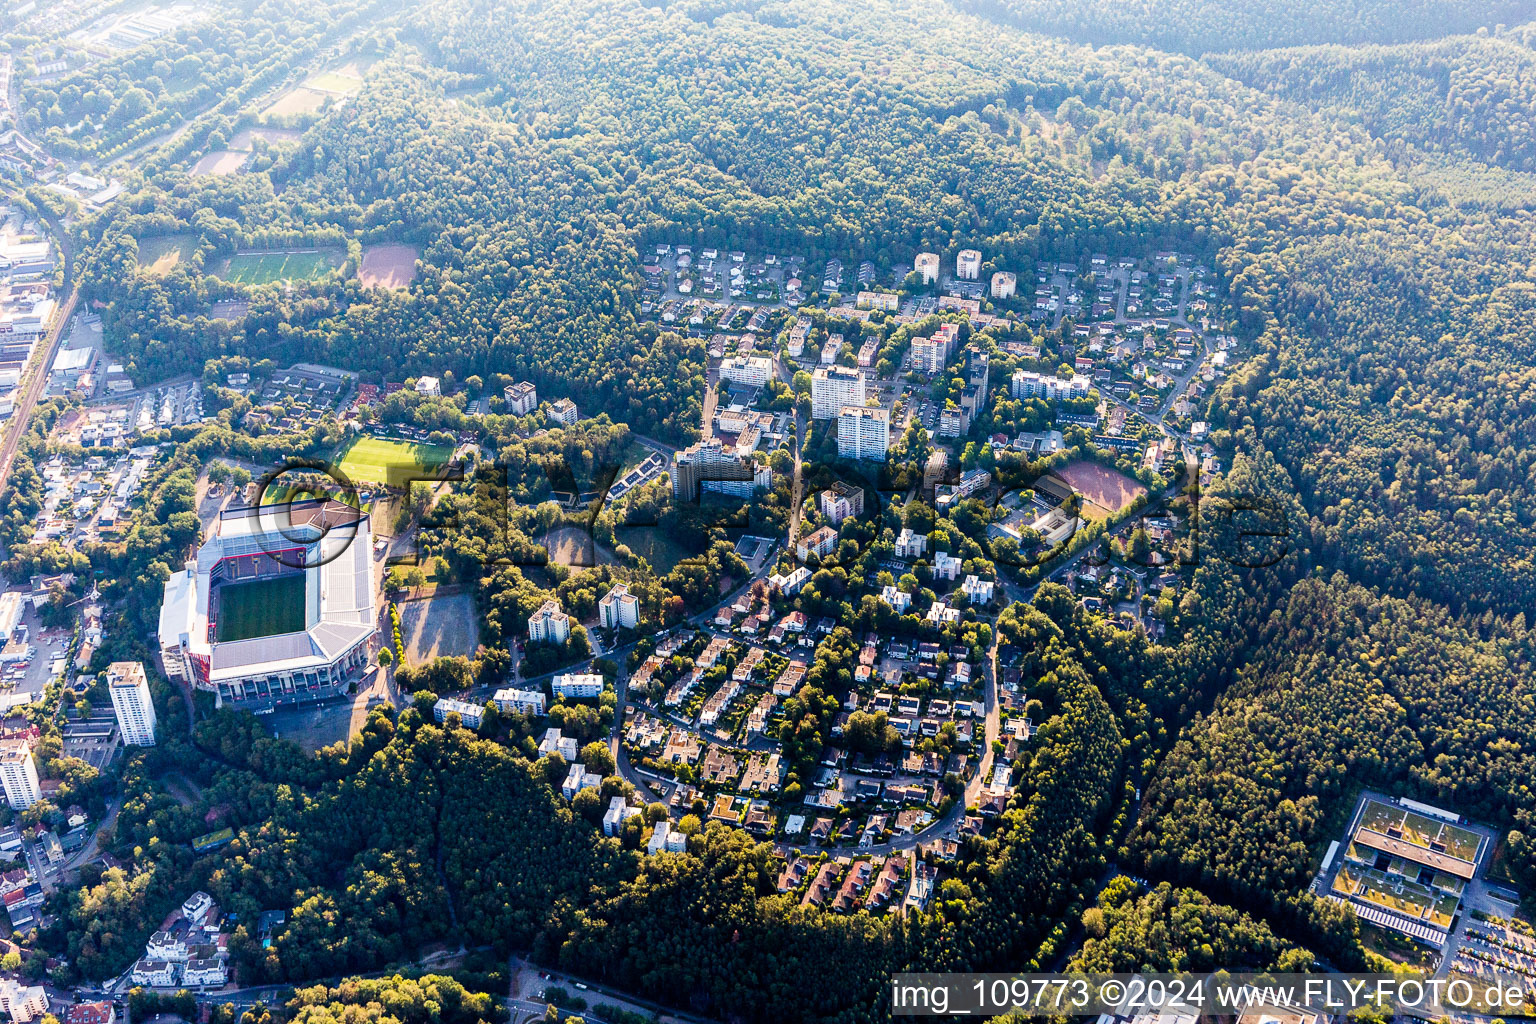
[213,247,344,285]
[306,71,364,94]
[615,524,696,572]
[335,435,454,489]
[261,480,368,511]
[217,575,306,642]
[137,234,198,274]
[262,86,330,119]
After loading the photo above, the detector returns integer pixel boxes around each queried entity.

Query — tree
[578,741,615,777]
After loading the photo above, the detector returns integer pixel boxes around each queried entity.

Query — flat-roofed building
[0,978,46,1021]
[811,365,865,420]
[504,380,538,415]
[719,354,774,387]
[108,660,157,746]
[838,405,889,461]
[528,599,570,645]
[493,687,547,715]
[913,252,939,285]
[672,438,771,500]
[599,582,639,631]
[1011,370,1091,402]
[552,672,604,699]
[956,249,982,280]
[434,697,484,728]
[818,481,864,524]
[0,738,40,810]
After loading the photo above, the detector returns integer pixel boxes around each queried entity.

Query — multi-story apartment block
[528,599,570,644]
[504,380,538,415]
[719,355,774,387]
[552,672,604,699]
[599,583,640,631]
[1011,370,1091,402]
[838,405,889,461]
[913,252,939,285]
[956,249,982,280]
[0,739,39,810]
[494,687,547,715]
[672,438,771,501]
[811,365,865,420]
[818,481,865,524]
[108,660,157,746]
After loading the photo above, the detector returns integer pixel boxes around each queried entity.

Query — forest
[19,0,1536,1017]
[954,0,1530,55]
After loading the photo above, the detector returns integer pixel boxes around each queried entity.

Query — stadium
[159,500,377,706]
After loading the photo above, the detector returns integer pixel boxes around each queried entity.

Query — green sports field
[335,436,454,488]
[217,575,307,642]
[137,234,198,274]
[213,247,345,285]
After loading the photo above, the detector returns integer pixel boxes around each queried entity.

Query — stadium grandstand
[159,500,377,706]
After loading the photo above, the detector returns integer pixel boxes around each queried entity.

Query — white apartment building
[603,795,641,836]
[414,375,441,397]
[1011,370,1091,402]
[182,959,227,987]
[718,354,774,387]
[895,527,927,560]
[910,336,946,375]
[956,249,982,280]
[548,397,579,425]
[647,820,689,854]
[0,739,39,810]
[504,380,538,415]
[820,334,844,365]
[962,575,995,604]
[552,672,604,699]
[540,727,579,761]
[991,271,1017,299]
[599,583,640,631]
[145,931,187,961]
[933,551,962,581]
[108,660,157,746]
[913,252,939,285]
[528,599,570,644]
[433,697,484,728]
[838,405,889,461]
[130,961,177,988]
[494,687,547,715]
[818,481,864,524]
[562,762,603,799]
[672,437,772,501]
[811,365,865,420]
[0,979,46,1022]
[910,322,959,375]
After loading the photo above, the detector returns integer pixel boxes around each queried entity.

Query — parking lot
[0,600,69,712]
[61,714,120,769]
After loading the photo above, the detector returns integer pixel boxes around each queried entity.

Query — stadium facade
[158,500,377,706]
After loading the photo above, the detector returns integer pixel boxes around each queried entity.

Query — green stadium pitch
[334,436,454,489]
[216,575,307,642]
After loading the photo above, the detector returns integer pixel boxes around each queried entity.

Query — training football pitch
[213,248,344,284]
[217,575,307,642]
[334,436,454,488]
